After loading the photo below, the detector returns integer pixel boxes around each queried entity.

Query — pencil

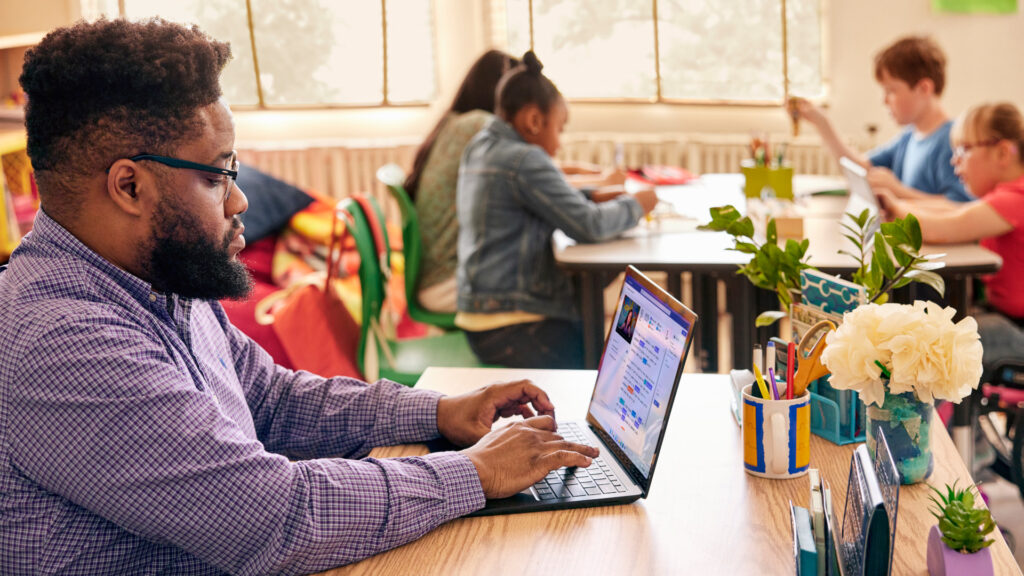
[752,364,771,400]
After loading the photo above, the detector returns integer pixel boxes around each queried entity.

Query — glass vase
[865,387,934,484]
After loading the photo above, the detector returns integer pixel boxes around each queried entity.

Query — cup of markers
[741,353,811,479]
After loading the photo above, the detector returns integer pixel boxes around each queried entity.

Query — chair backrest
[339,199,385,376]
[376,163,457,330]
[352,193,392,285]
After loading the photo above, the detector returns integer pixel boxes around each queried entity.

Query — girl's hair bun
[522,50,543,75]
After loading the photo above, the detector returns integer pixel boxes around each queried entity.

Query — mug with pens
[741,321,835,479]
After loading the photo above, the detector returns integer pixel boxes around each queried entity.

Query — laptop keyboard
[533,422,628,501]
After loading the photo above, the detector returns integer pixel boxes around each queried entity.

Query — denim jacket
[456,117,643,321]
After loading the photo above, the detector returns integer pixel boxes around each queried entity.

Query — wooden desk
[323,368,1020,576]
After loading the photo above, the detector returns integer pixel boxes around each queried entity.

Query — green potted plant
[699,207,946,326]
[926,482,996,576]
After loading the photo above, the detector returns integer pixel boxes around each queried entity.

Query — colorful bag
[255,208,363,379]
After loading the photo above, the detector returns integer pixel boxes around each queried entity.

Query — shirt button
[149,294,157,302]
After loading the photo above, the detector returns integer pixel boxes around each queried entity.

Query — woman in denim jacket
[455,51,657,368]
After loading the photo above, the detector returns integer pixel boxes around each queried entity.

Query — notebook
[468,265,698,516]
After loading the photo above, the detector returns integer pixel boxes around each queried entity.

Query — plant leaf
[726,217,755,239]
[905,269,946,296]
[903,212,923,249]
[916,260,947,271]
[734,241,758,254]
[756,310,787,327]
[842,234,863,250]
[873,234,896,279]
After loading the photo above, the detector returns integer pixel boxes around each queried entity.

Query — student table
[319,368,1019,576]
[555,174,1001,371]
[555,174,1002,469]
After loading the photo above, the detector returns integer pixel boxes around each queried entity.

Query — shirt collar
[486,116,527,144]
[29,209,171,312]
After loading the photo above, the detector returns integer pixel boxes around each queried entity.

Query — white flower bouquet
[820,301,984,407]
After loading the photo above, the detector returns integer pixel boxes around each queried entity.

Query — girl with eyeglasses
[876,102,1024,374]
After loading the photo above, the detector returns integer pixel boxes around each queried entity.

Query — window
[109,0,436,108]
[495,0,823,104]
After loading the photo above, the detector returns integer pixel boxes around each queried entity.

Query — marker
[786,342,796,400]
[765,341,777,373]
[753,344,763,375]
[767,366,780,401]
[752,363,771,400]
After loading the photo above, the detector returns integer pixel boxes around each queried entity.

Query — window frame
[492,0,829,108]
[117,0,439,110]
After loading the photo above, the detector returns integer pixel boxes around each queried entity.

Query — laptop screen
[587,271,694,480]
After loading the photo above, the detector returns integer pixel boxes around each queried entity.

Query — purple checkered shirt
[0,211,485,575]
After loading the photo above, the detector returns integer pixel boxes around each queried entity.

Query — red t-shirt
[980,175,1024,318]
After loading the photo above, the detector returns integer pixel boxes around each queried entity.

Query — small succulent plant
[928,482,996,554]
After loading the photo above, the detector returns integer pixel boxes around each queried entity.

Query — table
[555,174,1002,468]
[322,368,1020,576]
[556,174,1001,370]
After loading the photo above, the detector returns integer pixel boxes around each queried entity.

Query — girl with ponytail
[454,51,657,369]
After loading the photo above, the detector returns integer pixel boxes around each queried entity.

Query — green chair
[340,198,489,387]
[375,163,457,330]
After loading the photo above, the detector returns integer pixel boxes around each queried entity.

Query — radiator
[237,142,419,223]
[238,134,844,218]
[556,133,843,176]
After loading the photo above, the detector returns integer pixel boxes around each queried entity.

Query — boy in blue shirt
[793,36,971,203]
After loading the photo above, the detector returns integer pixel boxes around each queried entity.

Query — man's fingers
[498,380,556,415]
[540,449,594,471]
[546,439,599,458]
[522,414,557,432]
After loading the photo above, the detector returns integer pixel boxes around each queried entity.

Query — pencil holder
[741,161,793,200]
[742,384,810,479]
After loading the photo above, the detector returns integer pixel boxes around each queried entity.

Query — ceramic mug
[742,384,810,479]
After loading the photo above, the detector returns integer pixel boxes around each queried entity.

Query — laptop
[468,265,698,516]
[840,156,881,235]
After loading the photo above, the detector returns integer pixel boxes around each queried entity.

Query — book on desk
[793,429,900,576]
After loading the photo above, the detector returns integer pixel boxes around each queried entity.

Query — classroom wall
[0,0,80,37]
[828,0,1024,144]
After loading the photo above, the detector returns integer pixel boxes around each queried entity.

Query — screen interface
[589,275,691,478]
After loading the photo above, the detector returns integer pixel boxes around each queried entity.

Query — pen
[752,363,771,400]
[767,366,780,401]
[786,342,796,400]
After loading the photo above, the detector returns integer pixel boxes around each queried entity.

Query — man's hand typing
[461,416,599,499]
[436,379,556,447]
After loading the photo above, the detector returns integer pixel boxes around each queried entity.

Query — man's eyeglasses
[127,152,240,202]
[953,139,1001,160]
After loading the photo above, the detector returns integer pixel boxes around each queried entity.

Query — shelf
[0,107,25,122]
[0,32,45,51]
